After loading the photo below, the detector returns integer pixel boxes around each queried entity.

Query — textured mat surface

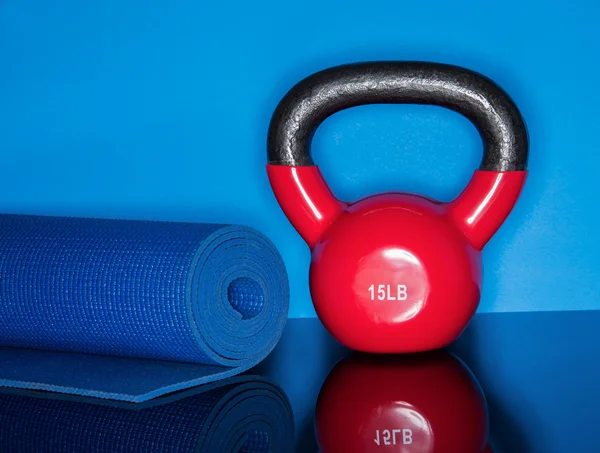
[0,214,289,400]
[0,376,294,452]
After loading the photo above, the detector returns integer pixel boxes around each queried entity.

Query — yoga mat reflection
[0,376,293,453]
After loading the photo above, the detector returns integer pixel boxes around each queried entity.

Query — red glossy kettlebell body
[311,193,482,353]
[267,62,529,352]
[315,351,492,453]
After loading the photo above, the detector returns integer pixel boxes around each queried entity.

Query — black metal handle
[267,62,528,171]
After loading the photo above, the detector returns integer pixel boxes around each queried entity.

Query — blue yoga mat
[0,214,289,401]
[0,376,294,452]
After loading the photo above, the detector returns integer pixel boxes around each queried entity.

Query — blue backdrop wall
[0,0,597,317]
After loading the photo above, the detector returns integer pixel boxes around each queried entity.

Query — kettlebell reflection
[315,351,491,453]
[0,377,293,453]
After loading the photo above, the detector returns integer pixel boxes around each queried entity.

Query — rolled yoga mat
[0,376,294,452]
[0,214,289,401]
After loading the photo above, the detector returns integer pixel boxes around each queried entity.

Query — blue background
[1,0,598,317]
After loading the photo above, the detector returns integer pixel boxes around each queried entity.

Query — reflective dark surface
[1,312,599,452]
[252,312,600,453]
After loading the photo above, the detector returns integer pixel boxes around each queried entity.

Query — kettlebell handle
[266,62,529,250]
[268,62,528,171]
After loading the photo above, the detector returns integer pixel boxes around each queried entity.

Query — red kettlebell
[315,351,491,453]
[267,62,528,352]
